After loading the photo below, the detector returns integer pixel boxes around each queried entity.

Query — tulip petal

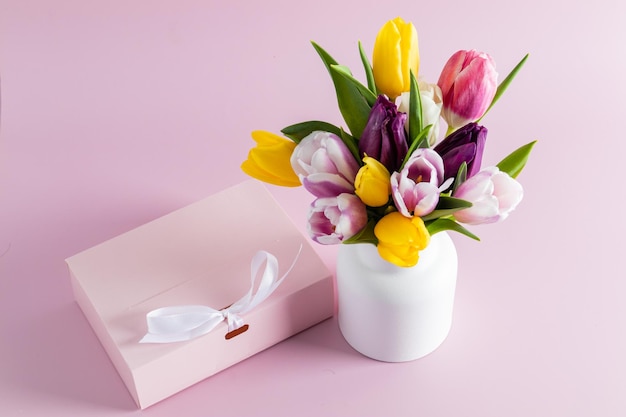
[399,19,419,87]
[307,194,367,244]
[241,131,301,187]
[455,196,499,225]
[302,173,354,197]
[412,183,440,216]
[372,17,419,100]
[441,142,476,179]
[359,95,409,173]
[451,56,497,122]
[354,156,391,207]
[249,145,299,179]
[324,135,361,180]
[373,20,404,99]
[391,148,444,217]
[492,172,523,211]
[374,212,430,267]
[241,159,300,187]
[437,50,465,102]
[434,123,487,181]
[453,166,523,225]
[291,131,359,197]
[310,148,340,175]
[438,50,498,128]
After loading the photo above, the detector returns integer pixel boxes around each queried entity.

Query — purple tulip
[438,50,498,129]
[453,166,523,225]
[359,95,408,173]
[434,122,487,183]
[391,149,444,217]
[291,131,360,197]
[307,194,368,245]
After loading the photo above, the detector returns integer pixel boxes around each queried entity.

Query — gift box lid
[66,180,334,408]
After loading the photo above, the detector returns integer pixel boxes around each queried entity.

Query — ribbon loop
[140,247,301,344]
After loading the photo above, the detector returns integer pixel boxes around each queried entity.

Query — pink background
[1,0,624,416]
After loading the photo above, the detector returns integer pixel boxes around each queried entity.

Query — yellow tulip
[241,130,301,187]
[372,17,419,100]
[354,156,391,207]
[374,211,430,267]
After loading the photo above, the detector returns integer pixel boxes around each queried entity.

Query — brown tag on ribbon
[225,324,249,340]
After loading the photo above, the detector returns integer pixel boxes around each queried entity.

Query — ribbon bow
[140,248,301,344]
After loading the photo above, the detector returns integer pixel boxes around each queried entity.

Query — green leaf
[281,121,343,143]
[420,196,472,222]
[496,140,537,178]
[479,53,529,121]
[425,218,480,241]
[437,196,473,209]
[330,64,377,107]
[408,70,423,144]
[311,41,373,138]
[339,128,361,163]
[416,125,432,149]
[400,124,432,169]
[342,219,379,245]
[421,197,472,222]
[358,41,377,95]
[452,162,468,193]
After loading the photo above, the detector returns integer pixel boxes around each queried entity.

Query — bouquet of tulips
[242,17,535,267]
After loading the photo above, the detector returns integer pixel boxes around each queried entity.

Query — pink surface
[1,1,625,416]
[66,181,334,408]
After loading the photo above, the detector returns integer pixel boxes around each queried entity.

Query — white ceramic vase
[336,232,458,362]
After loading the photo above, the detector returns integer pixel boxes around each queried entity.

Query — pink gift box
[65,181,334,409]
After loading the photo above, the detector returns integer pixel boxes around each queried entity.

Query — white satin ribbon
[140,247,301,343]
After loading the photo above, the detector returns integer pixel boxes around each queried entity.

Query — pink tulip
[307,194,368,244]
[391,149,444,217]
[453,166,523,225]
[438,50,498,129]
[290,131,360,197]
